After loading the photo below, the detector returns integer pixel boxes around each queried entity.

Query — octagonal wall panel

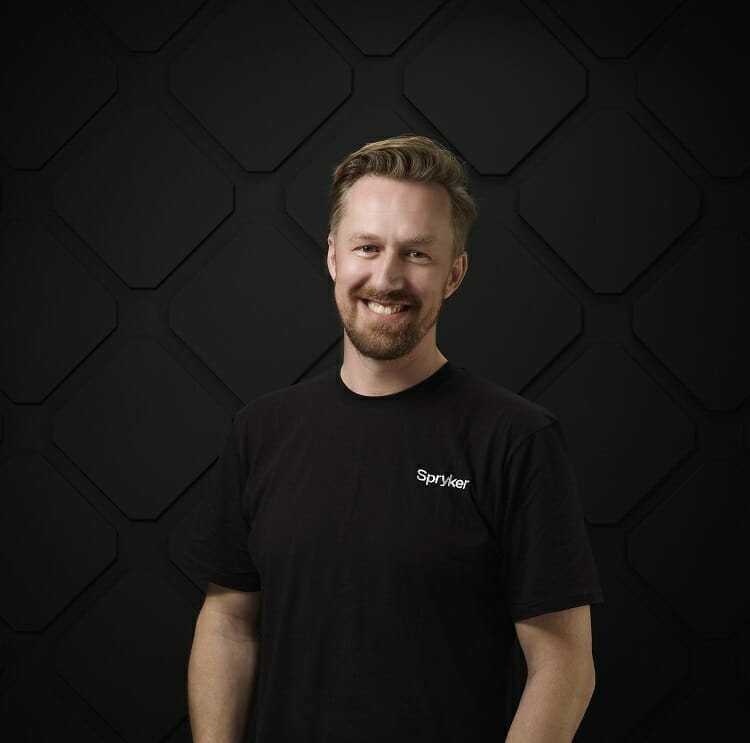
[314,0,446,55]
[286,107,420,247]
[52,338,230,519]
[545,0,683,58]
[84,0,206,52]
[575,575,688,742]
[0,453,116,631]
[52,104,234,289]
[633,229,750,411]
[0,221,116,403]
[404,0,586,174]
[645,683,749,742]
[169,222,341,404]
[519,110,700,294]
[628,459,750,637]
[0,4,116,168]
[435,220,581,393]
[638,1,750,176]
[170,1,351,171]
[56,569,196,743]
[534,343,694,524]
[0,678,103,742]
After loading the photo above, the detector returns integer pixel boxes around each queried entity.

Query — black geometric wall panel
[638,1,750,176]
[437,220,581,392]
[546,0,683,58]
[628,459,750,638]
[52,339,229,519]
[84,0,206,52]
[1,0,748,740]
[286,107,417,246]
[314,0,446,55]
[0,678,103,742]
[52,104,234,289]
[56,570,195,742]
[404,0,586,174]
[575,576,688,742]
[0,220,116,402]
[519,110,700,293]
[645,684,749,742]
[170,1,351,171]
[0,452,116,631]
[533,343,695,524]
[0,4,116,168]
[169,222,341,403]
[633,229,750,411]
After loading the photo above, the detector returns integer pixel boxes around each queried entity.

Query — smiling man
[186,135,604,743]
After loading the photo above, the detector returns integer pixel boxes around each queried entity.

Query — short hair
[328,134,478,262]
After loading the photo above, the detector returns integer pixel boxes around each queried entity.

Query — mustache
[358,295,416,305]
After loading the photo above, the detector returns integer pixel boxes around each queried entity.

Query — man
[186,135,603,742]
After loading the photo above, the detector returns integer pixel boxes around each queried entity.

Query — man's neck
[339,347,448,397]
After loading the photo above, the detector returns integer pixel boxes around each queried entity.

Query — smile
[360,299,411,316]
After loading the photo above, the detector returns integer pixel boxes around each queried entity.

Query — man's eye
[356,246,428,259]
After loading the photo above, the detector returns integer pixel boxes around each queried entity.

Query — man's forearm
[188,609,260,743]
[505,663,595,743]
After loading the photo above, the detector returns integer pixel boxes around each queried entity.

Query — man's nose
[370,247,405,289]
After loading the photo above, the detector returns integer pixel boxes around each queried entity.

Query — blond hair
[328,135,478,262]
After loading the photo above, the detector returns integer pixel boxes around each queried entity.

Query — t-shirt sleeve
[183,413,262,592]
[502,419,603,621]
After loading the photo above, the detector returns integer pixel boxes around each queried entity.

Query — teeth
[366,301,406,315]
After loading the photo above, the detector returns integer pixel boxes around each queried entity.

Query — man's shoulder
[233,364,336,426]
[453,365,560,441]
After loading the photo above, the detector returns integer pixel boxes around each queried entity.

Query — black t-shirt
[186,360,603,742]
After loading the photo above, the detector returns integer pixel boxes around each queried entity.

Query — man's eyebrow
[348,232,435,245]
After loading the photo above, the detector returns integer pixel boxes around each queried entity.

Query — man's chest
[244,419,505,591]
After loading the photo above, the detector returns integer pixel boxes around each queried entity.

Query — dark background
[1,0,748,740]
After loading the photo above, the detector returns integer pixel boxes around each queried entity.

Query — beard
[334,292,444,361]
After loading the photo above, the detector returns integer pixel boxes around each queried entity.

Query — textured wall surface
[1,0,748,741]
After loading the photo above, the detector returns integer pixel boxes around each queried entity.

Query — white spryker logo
[416,468,470,490]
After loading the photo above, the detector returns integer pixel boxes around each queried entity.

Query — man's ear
[326,235,336,282]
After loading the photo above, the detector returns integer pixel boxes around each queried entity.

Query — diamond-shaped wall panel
[0,5,117,168]
[286,107,418,246]
[0,453,116,631]
[628,459,750,637]
[315,0,446,55]
[519,110,700,293]
[638,2,750,176]
[170,1,351,171]
[0,678,103,742]
[545,0,682,58]
[84,0,205,52]
[169,222,341,403]
[404,0,585,174]
[56,570,196,743]
[645,684,749,742]
[52,104,234,289]
[436,220,581,392]
[633,229,750,411]
[0,221,116,403]
[575,577,688,742]
[534,343,694,524]
[52,338,229,519]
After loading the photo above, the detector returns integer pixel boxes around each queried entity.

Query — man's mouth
[360,299,411,315]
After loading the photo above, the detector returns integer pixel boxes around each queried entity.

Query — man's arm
[506,604,595,743]
[188,582,263,743]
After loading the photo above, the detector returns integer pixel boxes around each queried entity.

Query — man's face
[326,175,467,361]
